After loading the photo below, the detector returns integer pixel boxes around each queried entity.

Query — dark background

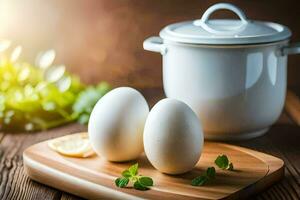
[1,0,299,88]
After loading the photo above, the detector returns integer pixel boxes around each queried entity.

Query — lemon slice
[48,132,95,158]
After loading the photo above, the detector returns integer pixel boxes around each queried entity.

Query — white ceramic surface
[143,3,300,140]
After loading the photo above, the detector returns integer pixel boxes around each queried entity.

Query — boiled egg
[143,98,203,174]
[88,87,149,162]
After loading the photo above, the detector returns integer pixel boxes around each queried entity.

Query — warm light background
[0,0,300,88]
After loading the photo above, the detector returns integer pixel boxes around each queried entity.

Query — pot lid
[159,3,291,45]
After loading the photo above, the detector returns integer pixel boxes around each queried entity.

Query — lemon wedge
[48,132,95,158]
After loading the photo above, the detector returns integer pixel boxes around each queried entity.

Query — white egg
[144,98,203,175]
[88,87,149,162]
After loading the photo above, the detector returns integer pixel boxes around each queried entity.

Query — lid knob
[194,3,248,34]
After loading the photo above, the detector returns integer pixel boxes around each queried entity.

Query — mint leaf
[206,167,216,179]
[191,167,216,186]
[121,170,132,178]
[191,175,208,186]
[192,155,235,187]
[215,155,234,171]
[215,155,229,169]
[115,163,154,191]
[139,177,153,187]
[133,181,149,191]
[115,177,129,188]
[128,163,138,176]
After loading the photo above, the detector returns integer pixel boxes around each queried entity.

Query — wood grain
[230,124,300,200]
[23,133,284,200]
[285,90,300,125]
[0,124,86,200]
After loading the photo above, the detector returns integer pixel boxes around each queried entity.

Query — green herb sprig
[191,154,235,186]
[191,167,216,186]
[0,42,111,132]
[215,155,234,171]
[115,163,154,191]
[72,82,111,124]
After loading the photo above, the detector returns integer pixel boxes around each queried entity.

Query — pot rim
[162,38,290,49]
[160,20,292,46]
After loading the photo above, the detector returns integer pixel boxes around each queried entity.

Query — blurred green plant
[0,40,111,132]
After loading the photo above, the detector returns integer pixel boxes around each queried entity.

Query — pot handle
[281,42,300,55]
[193,3,248,34]
[143,36,167,55]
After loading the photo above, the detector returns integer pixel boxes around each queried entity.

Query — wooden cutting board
[23,133,284,200]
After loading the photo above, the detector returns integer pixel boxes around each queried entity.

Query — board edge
[23,153,143,200]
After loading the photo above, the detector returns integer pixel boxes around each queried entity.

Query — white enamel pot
[143,3,300,140]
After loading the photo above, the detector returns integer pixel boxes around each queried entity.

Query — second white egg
[143,98,203,175]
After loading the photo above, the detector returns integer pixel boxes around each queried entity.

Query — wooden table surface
[0,87,300,200]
